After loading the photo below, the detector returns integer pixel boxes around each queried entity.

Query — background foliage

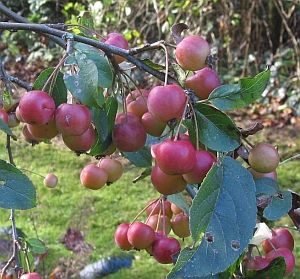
[0,0,299,122]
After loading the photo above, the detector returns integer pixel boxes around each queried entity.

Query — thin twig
[0,22,178,85]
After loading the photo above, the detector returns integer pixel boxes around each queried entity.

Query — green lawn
[1,124,300,278]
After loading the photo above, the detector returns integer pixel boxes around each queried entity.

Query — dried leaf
[171,23,189,44]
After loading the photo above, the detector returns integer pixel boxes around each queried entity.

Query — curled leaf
[171,23,189,44]
[240,122,265,137]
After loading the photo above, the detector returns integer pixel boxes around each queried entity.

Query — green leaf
[122,146,152,167]
[167,157,257,278]
[190,103,241,152]
[26,237,47,254]
[77,11,95,36]
[255,178,292,220]
[140,58,165,70]
[172,63,187,87]
[255,177,279,196]
[263,191,292,221]
[89,136,113,156]
[167,193,190,214]
[245,257,286,279]
[33,68,67,107]
[132,168,152,183]
[89,97,118,156]
[91,106,109,142]
[0,118,17,140]
[19,249,34,272]
[74,42,113,88]
[0,160,36,210]
[208,69,270,110]
[64,51,102,107]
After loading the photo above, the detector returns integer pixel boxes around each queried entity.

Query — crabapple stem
[18,168,45,179]
[161,198,167,235]
[273,224,298,231]
[131,197,160,225]
[42,54,68,92]
[267,238,277,250]
[157,42,169,86]
[188,100,200,150]
[242,137,254,148]
[174,96,189,141]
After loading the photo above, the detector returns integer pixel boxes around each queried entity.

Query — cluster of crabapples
[114,198,191,264]
[243,228,295,276]
[3,89,125,190]
[0,30,292,273]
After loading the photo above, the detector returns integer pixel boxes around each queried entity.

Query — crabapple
[27,116,59,139]
[80,164,108,190]
[15,106,24,122]
[155,139,196,175]
[145,199,173,219]
[247,167,277,180]
[248,142,280,173]
[147,85,187,122]
[151,165,187,195]
[114,222,132,251]
[43,173,58,188]
[62,124,96,152]
[127,96,148,119]
[115,112,140,124]
[20,273,42,279]
[265,247,295,276]
[185,67,220,100]
[102,32,129,64]
[7,112,20,127]
[175,35,210,71]
[262,228,294,253]
[0,108,8,123]
[152,236,181,264]
[18,90,56,125]
[141,112,166,137]
[146,214,172,235]
[126,89,149,104]
[171,212,190,238]
[145,231,166,255]
[112,121,146,152]
[243,256,270,272]
[171,203,183,215]
[99,158,123,183]
[55,103,91,136]
[127,222,155,250]
[183,150,217,184]
[22,124,43,145]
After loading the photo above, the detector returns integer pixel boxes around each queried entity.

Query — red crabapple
[175,35,210,71]
[55,103,91,136]
[18,90,56,125]
[80,164,108,190]
[147,85,187,122]
[102,33,129,64]
[185,67,220,100]
[43,173,58,188]
[155,139,196,175]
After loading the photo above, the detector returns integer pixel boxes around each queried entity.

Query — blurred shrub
[0,0,299,118]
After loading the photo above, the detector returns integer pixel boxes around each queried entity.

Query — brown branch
[0,22,178,85]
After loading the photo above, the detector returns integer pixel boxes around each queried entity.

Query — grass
[0,124,300,278]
